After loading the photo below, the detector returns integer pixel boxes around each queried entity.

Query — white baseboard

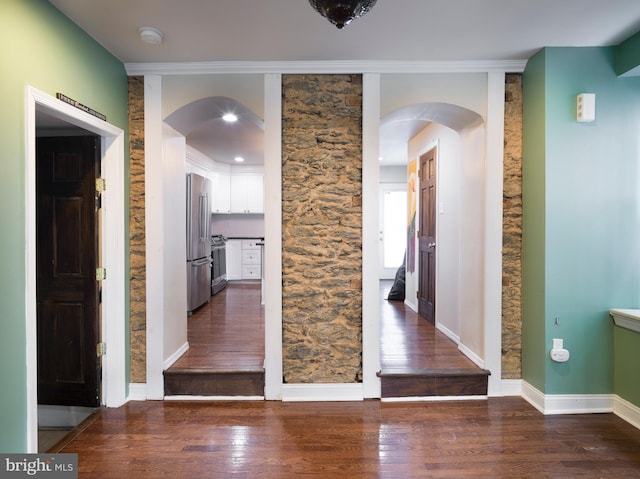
[127,383,147,401]
[435,322,485,369]
[404,298,417,313]
[458,343,485,369]
[522,381,613,415]
[500,379,522,397]
[436,322,460,344]
[281,383,364,402]
[163,341,189,370]
[614,395,640,430]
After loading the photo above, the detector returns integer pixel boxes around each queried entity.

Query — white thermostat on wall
[577,93,596,123]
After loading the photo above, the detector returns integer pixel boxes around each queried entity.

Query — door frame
[25,86,127,452]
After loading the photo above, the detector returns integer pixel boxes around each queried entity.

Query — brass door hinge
[96,267,106,281]
[95,178,106,193]
[97,342,107,357]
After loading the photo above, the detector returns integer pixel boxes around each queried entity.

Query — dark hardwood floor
[56,282,640,477]
[60,398,640,478]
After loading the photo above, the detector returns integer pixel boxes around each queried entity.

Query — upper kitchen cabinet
[211,170,231,213]
[230,173,264,214]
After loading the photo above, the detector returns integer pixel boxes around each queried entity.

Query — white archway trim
[25,86,127,452]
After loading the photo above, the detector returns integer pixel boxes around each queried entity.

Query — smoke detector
[139,27,163,45]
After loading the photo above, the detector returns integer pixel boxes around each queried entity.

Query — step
[378,368,490,398]
[163,367,265,397]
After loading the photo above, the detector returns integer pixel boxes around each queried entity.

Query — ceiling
[47,0,640,166]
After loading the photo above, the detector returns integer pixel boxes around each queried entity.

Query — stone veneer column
[281,74,363,384]
[502,73,523,379]
[128,76,146,383]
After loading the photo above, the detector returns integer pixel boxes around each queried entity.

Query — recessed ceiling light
[139,27,163,45]
[222,113,238,123]
[234,156,245,163]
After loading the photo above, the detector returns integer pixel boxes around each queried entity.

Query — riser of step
[379,369,490,398]
[164,369,265,397]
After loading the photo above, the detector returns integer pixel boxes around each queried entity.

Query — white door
[379,183,407,279]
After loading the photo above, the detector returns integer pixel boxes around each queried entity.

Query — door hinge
[97,342,107,357]
[96,267,106,281]
[95,178,106,193]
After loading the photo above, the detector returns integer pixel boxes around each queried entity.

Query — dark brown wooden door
[418,147,436,324]
[36,136,101,407]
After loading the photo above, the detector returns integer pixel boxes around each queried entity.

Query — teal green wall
[523,47,640,398]
[521,50,548,392]
[0,0,128,452]
[616,30,640,76]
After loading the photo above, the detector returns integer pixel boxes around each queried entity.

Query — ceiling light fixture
[139,27,163,45]
[222,113,238,123]
[308,0,377,29]
[234,156,245,163]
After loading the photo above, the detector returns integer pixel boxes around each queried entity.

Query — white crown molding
[125,60,528,76]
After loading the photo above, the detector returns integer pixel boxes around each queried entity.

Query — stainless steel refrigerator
[186,173,212,312]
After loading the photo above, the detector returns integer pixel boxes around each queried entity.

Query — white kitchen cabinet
[211,171,231,213]
[225,239,242,280]
[230,174,264,213]
[241,239,262,280]
[226,239,262,281]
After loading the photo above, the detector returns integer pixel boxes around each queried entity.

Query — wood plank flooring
[60,398,640,478]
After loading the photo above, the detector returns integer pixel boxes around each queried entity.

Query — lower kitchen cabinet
[226,238,262,281]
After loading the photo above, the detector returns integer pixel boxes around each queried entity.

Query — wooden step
[163,367,265,397]
[378,368,490,398]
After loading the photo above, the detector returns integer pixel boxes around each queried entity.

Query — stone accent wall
[128,76,146,382]
[281,74,363,384]
[502,73,523,379]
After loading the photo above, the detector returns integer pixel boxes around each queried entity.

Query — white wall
[457,124,486,361]
[162,124,188,367]
[381,73,488,119]
[380,165,407,183]
[162,74,264,119]
[408,123,462,341]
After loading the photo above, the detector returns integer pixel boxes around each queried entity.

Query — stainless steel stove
[211,235,227,295]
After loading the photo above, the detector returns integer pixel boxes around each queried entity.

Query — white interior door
[379,183,407,279]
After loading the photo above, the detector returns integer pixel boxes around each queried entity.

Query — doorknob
[428,242,436,248]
